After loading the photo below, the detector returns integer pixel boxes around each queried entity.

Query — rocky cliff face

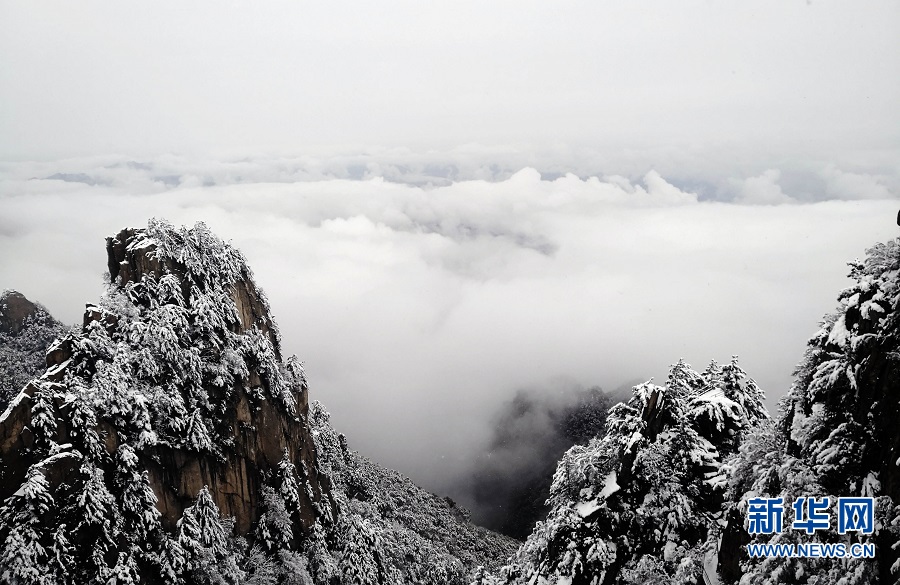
[0,219,525,585]
[0,220,335,582]
[99,225,327,535]
[0,291,67,412]
[0,291,44,336]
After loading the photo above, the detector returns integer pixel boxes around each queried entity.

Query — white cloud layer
[1,161,898,500]
[1,0,897,512]
[732,170,795,205]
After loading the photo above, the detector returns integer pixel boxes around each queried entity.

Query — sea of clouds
[1,154,897,504]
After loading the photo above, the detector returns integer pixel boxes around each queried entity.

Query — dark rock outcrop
[0,290,67,412]
[0,220,524,585]
[0,220,335,581]
[0,291,42,336]
[95,225,321,534]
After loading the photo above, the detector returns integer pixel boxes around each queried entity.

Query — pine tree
[503,358,768,584]
[338,514,383,585]
[0,468,55,585]
[178,486,228,556]
[727,238,900,584]
[257,486,293,553]
[176,485,243,585]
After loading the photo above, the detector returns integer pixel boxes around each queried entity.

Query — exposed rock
[0,380,37,489]
[0,220,335,581]
[0,291,67,412]
[0,291,41,335]
[0,220,520,585]
[93,224,313,533]
[105,227,280,358]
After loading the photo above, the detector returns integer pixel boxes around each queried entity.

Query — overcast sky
[1,1,898,162]
[1,1,899,504]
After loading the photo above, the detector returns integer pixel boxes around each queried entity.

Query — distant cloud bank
[2,150,896,202]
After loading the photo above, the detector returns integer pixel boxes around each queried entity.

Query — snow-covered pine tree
[501,358,768,585]
[725,237,900,584]
[338,513,386,585]
[175,485,243,585]
[0,467,57,585]
[257,485,294,553]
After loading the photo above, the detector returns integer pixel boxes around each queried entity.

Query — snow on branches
[503,358,768,584]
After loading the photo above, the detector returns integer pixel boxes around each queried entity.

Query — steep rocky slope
[0,290,68,412]
[310,401,519,583]
[0,220,333,582]
[0,219,516,585]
